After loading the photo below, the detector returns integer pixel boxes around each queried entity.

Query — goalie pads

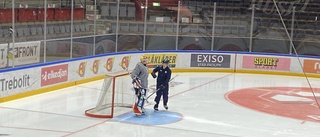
[133,88,147,115]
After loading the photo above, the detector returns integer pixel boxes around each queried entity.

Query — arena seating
[1,0,319,53]
[100,1,136,20]
[0,20,92,43]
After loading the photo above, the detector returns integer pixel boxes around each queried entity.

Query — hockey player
[151,59,172,111]
[131,55,149,115]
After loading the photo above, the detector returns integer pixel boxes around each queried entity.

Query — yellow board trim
[1,68,319,103]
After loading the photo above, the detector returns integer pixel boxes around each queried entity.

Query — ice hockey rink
[1,72,320,137]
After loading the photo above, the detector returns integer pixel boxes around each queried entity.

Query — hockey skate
[154,104,159,111]
[164,105,168,110]
[141,108,146,115]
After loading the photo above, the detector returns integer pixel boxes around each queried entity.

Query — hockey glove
[134,88,140,96]
[132,78,136,84]
[132,77,140,84]
[151,72,157,78]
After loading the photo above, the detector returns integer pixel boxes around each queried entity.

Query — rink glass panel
[0,0,320,68]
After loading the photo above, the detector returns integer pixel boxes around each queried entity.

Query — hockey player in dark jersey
[151,59,172,111]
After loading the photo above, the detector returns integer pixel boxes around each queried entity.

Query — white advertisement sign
[0,41,40,68]
[0,68,40,98]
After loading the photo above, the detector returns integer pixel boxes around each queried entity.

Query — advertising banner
[41,64,68,86]
[190,54,231,68]
[242,55,290,71]
[0,68,40,97]
[303,59,320,74]
[0,41,40,68]
[144,54,178,68]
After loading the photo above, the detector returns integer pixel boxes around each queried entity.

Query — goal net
[85,71,134,118]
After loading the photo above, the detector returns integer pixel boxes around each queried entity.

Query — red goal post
[85,71,134,118]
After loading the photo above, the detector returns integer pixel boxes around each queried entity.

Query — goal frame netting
[85,71,133,118]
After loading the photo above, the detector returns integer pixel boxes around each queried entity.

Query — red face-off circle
[226,87,320,123]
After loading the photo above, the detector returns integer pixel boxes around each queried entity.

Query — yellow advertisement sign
[144,54,178,68]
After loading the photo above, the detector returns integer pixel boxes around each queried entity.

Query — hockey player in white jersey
[131,55,149,115]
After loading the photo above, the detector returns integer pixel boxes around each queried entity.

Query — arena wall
[1,50,319,102]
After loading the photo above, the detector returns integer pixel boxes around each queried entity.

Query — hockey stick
[146,74,178,100]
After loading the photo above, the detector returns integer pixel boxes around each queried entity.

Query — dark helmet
[162,59,170,64]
